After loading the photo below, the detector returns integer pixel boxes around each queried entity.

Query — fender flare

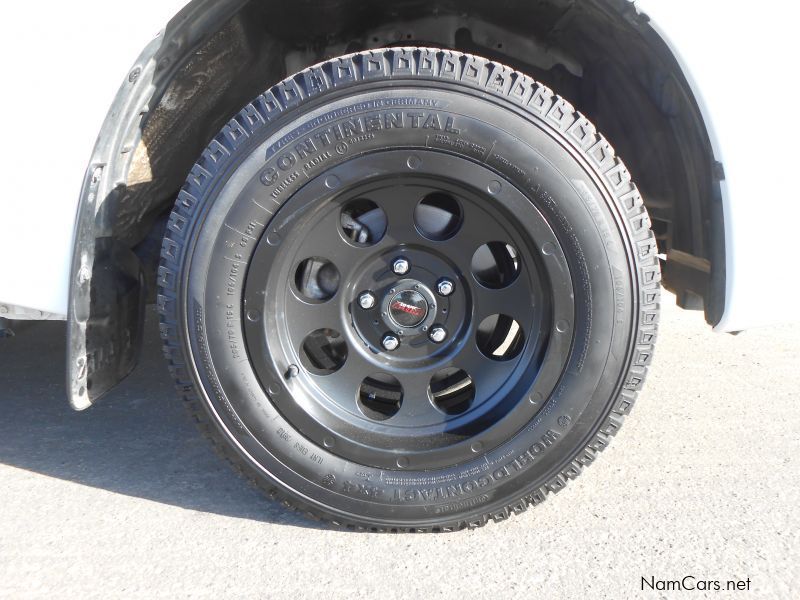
[67,0,244,409]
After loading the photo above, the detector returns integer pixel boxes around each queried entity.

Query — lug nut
[358,292,376,310]
[392,257,410,275]
[429,326,447,343]
[437,278,455,296]
[382,334,400,351]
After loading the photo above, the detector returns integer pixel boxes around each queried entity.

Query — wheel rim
[243,149,575,470]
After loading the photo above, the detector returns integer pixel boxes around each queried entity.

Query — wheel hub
[387,287,428,329]
[349,247,468,364]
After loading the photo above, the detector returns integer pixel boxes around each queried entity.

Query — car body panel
[0,0,186,317]
[635,0,800,330]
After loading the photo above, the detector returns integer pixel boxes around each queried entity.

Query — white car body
[634,0,800,330]
[1,0,798,332]
[0,0,187,319]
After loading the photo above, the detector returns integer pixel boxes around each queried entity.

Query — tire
[158,47,660,531]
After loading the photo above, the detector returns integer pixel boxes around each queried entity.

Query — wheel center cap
[388,289,428,328]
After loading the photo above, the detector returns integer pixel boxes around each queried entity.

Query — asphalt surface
[1,293,798,599]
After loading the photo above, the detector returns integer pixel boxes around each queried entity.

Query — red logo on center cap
[391,301,425,317]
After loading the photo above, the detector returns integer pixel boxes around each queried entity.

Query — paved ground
[0,293,798,599]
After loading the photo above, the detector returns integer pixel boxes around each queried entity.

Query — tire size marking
[431,133,487,159]
[225,261,241,297]
[573,179,615,251]
[225,304,241,360]
[193,302,246,433]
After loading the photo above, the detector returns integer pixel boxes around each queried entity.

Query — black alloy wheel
[159,48,660,531]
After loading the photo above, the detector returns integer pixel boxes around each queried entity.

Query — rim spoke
[472,277,534,325]
[312,351,375,411]
[392,371,436,419]
[456,203,510,244]
[299,205,368,273]
[453,343,518,403]
[373,185,419,242]
[448,200,520,276]
[287,294,345,339]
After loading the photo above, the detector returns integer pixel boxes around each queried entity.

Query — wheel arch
[68,0,722,408]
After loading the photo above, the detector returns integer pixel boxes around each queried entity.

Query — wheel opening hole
[471,242,520,289]
[295,257,340,302]
[429,368,475,415]
[477,314,524,361]
[358,373,403,420]
[414,192,463,241]
[340,198,387,246]
[300,329,348,375]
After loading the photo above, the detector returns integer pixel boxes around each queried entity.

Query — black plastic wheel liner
[66,0,248,410]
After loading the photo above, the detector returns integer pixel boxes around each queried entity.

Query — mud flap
[67,231,145,410]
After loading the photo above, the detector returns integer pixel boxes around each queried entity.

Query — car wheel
[158,48,660,531]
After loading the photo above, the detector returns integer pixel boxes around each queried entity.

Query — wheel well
[125,0,721,316]
[68,0,723,407]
